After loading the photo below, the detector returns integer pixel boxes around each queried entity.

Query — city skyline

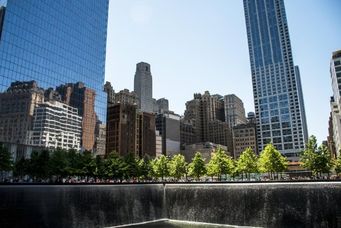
[106,0,341,143]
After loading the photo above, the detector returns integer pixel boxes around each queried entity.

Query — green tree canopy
[122,153,139,180]
[13,158,29,178]
[300,136,333,176]
[94,155,106,179]
[49,148,68,180]
[313,144,333,175]
[188,152,206,181]
[104,152,126,181]
[169,154,187,180]
[206,148,233,181]
[80,151,96,179]
[136,158,150,181]
[0,143,13,172]
[335,153,341,175]
[152,155,169,181]
[258,143,288,179]
[28,150,50,180]
[236,147,258,180]
[65,149,83,176]
[300,135,318,171]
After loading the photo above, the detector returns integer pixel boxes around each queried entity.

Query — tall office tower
[0,1,109,154]
[156,111,181,156]
[180,119,197,149]
[106,103,138,157]
[113,89,139,106]
[104,82,139,106]
[244,0,308,160]
[327,111,336,158]
[156,98,169,114]
[183,91,233,152]
[294,66,308,143]
[247,112,256,124]
[134,62,153,113]
[137,112,156,158]
[330,50,341,156]
[224,94,247,128]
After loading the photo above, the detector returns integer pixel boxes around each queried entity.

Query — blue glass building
[0,0,108,153]
[243,0,308,161]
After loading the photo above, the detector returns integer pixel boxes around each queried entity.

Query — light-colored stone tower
[134,62,153,113]
[224,94,247,128]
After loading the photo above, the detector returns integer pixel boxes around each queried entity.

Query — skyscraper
[183,91,233,152]
[243,0,308,161]
[224,94,247,128]
[156,111,181,156]
[329,50,341,156]
[0,1,109,153]
[134,62,153,113]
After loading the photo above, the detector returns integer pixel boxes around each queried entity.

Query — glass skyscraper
[0,0,108,153]
[243,0,308,161]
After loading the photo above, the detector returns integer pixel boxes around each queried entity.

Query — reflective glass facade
[0,0,108,123]
[244,0,308,160]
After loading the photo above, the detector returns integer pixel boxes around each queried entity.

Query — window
[337,72,341,78]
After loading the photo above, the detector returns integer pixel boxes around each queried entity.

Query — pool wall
[1,182,341,227]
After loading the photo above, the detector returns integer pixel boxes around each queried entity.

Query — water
[113,219,253,228]
[1,182,341,227]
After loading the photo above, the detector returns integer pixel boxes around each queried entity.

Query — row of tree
[1,135,341,182]
[0,143,287,182]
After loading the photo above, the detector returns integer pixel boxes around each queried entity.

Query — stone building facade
[182,91,233,153]
[27,100,82,151]
[56,82,96,151]
[224,94,247,128]
[232,122,257,159]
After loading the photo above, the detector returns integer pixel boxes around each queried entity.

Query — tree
[301,136,333,176]
[104,152,126,181]
[206,158,217,181]
[13,158,29,179]
[28,150,50,181]
[230,159,239,180]
[65,149,83,177]
[236,147,258,180]
[94,155,106,180]
[122,153,139,180]
[188,152,206,181]
[152,155,169,181]
[313,144,333,176]
[335,154,341,175]
[169,154,187,180]
[300,135,318,172]
[0,144,13,181]
[148,159,157,180]
[206,148,233,181]
[136,158,150,181]
[258,143,288,179]
[80,151,96,180]
[49,148,68,181]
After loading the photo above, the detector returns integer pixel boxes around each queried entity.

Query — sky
[105,0,341,144]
